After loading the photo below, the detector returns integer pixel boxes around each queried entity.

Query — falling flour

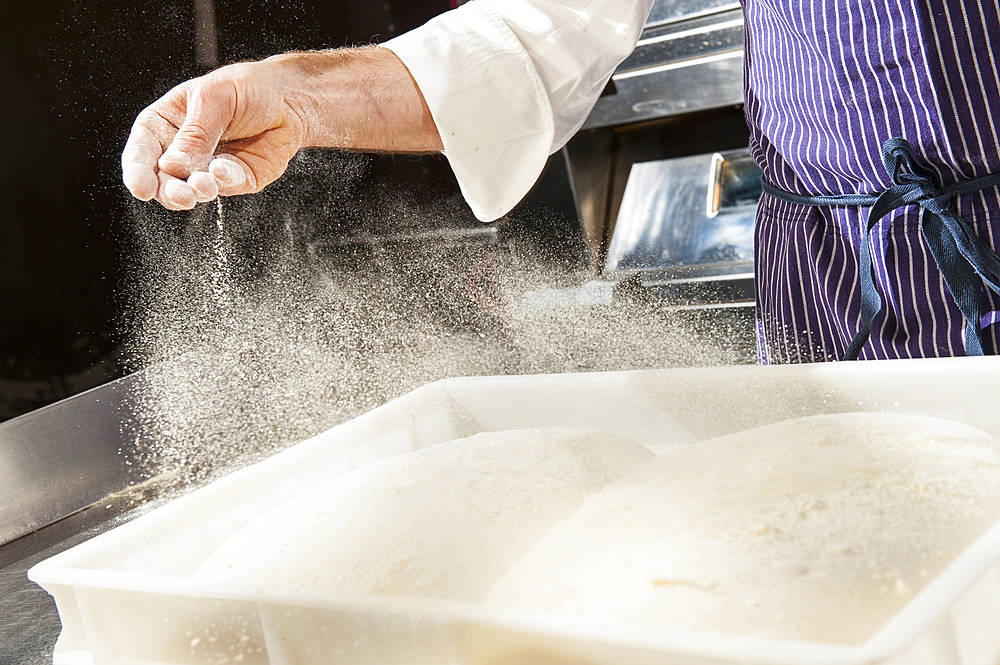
[120,150,750,493]
[208,197,231,310]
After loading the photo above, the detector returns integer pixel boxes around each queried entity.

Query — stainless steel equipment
[0,377,142,547]
[562,0,758,310]
[0,363,308,663]
[582,1,744,131]
[605,149,759,277]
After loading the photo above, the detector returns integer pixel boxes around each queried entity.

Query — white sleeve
[382,0,654,222]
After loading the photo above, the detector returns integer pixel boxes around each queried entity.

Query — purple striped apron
[743,0,1000,362]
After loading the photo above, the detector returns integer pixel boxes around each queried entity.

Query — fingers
[129,148,269,209]
[123,63,292,208]
[124,90,231,209]
[133,152,240,209]
[157,173,197,211]
[122,116,169,201]
[155,171,223,210]
[209,155,253,196]
[189,171,219,202]
[158,153,261,207]
[158,80,235,180]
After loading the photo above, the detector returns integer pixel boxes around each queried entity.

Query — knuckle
[177,120,214,145]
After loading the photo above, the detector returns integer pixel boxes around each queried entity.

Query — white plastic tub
[28,358,1000,665]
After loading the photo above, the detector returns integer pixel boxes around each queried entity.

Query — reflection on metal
[634,17,744,50]
[645,0,742,27]
[640,271,756,306]
[618,12,744,73]
[708,150,763,218]
[193,0,219,68]
[565,0,754,311]
[0,374,144,546]
[583,8,745,129]
[604,149,761,276]
[615,50,742,81]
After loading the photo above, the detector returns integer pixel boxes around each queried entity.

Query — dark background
[0,0,586,422]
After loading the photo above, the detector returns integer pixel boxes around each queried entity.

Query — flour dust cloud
[119,150,752,492]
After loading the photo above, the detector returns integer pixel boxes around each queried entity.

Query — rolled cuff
[383,5,555,222]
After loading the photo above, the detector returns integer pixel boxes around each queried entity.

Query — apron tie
[761,137,1000,360]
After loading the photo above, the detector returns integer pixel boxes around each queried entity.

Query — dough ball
[486,413,1000,644]
[195,427,652,602]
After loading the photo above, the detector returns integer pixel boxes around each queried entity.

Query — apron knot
[876,138,952,218]
[762,137,1000,360]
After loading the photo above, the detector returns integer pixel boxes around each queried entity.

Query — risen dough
[486,413,1000,644]
[195,427,652,602]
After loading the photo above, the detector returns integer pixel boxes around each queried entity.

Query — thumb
[158,80,235,179]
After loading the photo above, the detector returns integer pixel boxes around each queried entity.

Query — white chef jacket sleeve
[382,0,654,222]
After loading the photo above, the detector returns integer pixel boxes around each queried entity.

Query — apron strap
[763,137,1000,361]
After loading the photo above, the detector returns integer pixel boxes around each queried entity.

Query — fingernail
[213,160,244,186]
[123,169,158,201]
[164,179,194,208]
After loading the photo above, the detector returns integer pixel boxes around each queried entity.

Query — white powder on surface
[194,427,653,602]
[485,413,1000,645]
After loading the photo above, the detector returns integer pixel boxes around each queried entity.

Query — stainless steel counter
[0,374,147,547]
[1,490,167,664]
[0,364,269,664]
[0,373,146,662]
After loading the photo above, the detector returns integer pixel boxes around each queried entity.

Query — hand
[122,47,441,210]
[122,59,308,210]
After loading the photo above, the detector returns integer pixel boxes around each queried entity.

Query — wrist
[260,50,335,149]
[264,46,441,152]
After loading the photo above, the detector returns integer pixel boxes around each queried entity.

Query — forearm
[123,44,445,208]
[271,46,443,153]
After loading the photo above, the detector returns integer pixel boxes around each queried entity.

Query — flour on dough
[195,427,652,602]
[486,413,1000,644]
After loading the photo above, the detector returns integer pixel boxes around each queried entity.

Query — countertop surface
[1,495,164,665]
